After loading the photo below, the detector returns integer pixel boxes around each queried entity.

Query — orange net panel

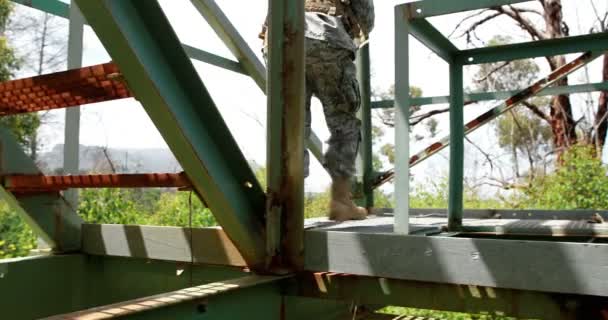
[0,62,133,116]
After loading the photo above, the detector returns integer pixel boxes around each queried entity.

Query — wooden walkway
[307,214,608,238]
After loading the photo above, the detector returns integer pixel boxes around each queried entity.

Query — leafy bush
[518,145,608,210]
[0,201,36,258]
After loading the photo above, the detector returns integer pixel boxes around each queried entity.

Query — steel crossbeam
[0,129,83,251]
[73,0,267,269]
[374,51,602,189]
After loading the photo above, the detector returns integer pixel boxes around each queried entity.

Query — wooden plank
[400,208,608,221]
[296,273,584,320]
[42,275,285,320]
[304,230,608,297]
[82,224,246,267]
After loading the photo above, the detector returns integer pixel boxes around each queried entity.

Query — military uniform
[262,0,374,221]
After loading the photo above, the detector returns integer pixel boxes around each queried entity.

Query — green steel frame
[393,0,608,233]
[4,0,608,319]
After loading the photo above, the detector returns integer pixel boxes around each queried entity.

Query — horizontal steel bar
[305,229,608,297]
[82,224,247,267]
[4,173,191,192]
[42,275,286,320]
[0,63,131,116]
[460,33,608,65]
[409,18,458,63]
[384,208,608,221]
[371,81,608,109]
[404,0,532,19]
[182,44,246,75]
[295,272,597,320]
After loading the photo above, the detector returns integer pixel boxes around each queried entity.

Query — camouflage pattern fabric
[305,0,375,52]
[304,39,361,179]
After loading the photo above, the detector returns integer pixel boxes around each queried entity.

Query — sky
[10,0,608,193]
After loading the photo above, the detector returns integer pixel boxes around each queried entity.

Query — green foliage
[77,188,217,227]
[382,306,517,320]
[0,201,36,259]
[78,188,149,225]
[410,176,505,209]
[517,145,608,210]
[149,191,216,227]
[496,107,552,156]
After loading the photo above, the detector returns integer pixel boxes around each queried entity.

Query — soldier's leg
[306,40,366,221]
[304,84,313,178]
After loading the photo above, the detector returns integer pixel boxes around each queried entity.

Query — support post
[356,41,373,208]
[266,0,305,270]
[448,63,464,231]
[63,2,84,208]
[394,5,410,234]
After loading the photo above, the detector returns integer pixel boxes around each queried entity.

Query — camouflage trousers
[304,39,361,179]
[264,39,361,179]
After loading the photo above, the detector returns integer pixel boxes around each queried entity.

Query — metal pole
[394,5,410,234]
[448,63,464,231]
[63,2,84,209]
[266,0,305,270]
[356,41,373,208]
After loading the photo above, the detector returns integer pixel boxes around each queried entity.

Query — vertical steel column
[394,5,410,234]
[266,0,305,270]
[63,2,84,208]
[356,41,374,208]
[448,63,464,231]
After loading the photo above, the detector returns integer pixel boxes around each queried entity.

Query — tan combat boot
[329,177,368,221]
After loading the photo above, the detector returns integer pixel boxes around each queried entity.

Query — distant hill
[37,144,263,175]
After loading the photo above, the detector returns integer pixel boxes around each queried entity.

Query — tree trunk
[594,54,608,153]
[543,0,577,152]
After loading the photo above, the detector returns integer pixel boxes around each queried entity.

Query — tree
[0,1,39,151]
[472,36,553,181]
[452,1,608,155]
[7,8,67,159]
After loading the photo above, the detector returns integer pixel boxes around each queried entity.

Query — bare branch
[465,136,495,172]
[502,5,547,40]
[447,9,490,38]
[454,12,503,40]
[521,100,550,123]
[409,108,449,126]
[474,61,510,83]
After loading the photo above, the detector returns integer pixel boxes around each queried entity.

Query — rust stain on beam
[0,62,132,116]
[3,172,191,193]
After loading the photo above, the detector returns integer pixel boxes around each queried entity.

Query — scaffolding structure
[1,0,608,319]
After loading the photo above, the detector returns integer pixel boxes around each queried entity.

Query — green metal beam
[10,0,69,17]
[266,0,306,270]
[459,32,608,65]
[0,128,83,251]
[63,2,85,209]
[409,18,458,63]
[356,42,374,208]
[189,0,266,91]
[372,81,608,108]
[406,0,532,19]
[182,44,246,75]
[73,0,267,269]
[394,6,410,234]
[448,63,464,231]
